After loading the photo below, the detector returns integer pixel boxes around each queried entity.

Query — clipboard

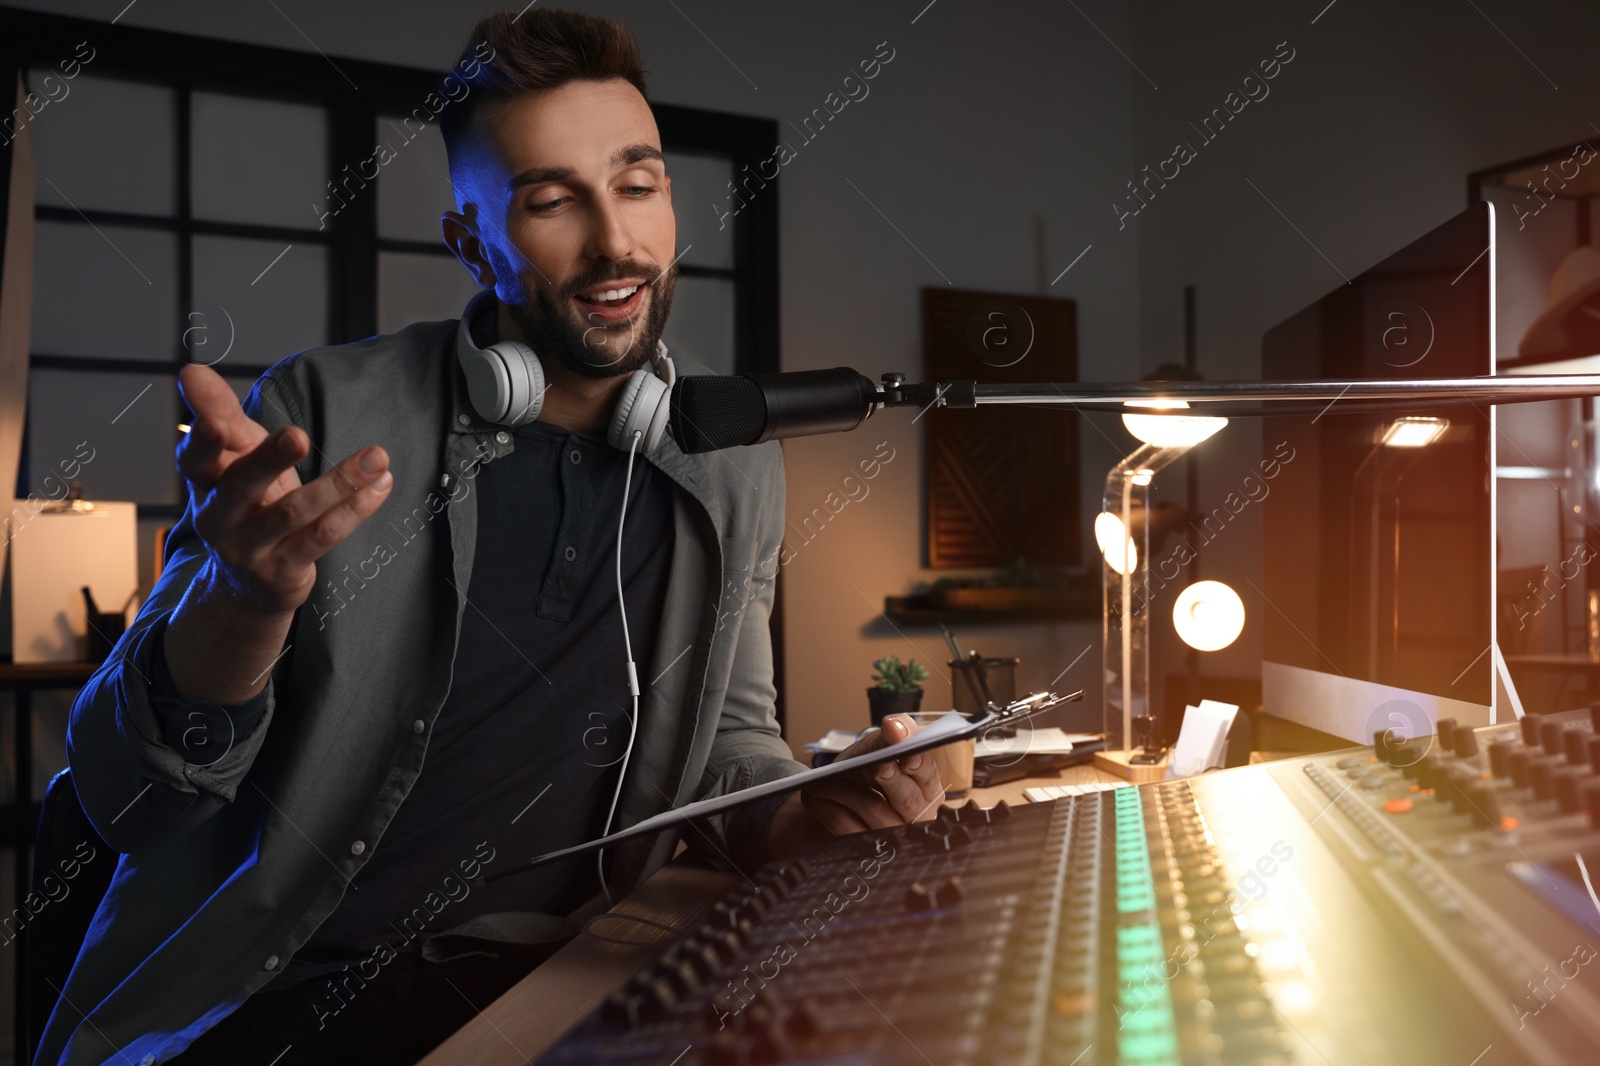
[484,689,1081,884]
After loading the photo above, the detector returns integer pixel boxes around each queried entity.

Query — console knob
[990,799,1013,822]
[1509,749,1532,789]
[1587,781,1600,828]
[1531,758,1559,802]
[1541,719,1565,754]
[1590,701,1600,733]
[1522,715,1542,747]
[1467,784,1502,829]
[1488,740,1514,778]
[1437,718,1458,749]
[603,989,648,1027]
[1557,769,1587,815]
[1588,736,1600,775]
[1453,729,1479,759]
[1566,727,1590,766]
[933,875,967,907]
[1386,736,1414,767]
[905,881,933,911]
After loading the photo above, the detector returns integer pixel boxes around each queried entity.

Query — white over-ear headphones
[454,290,676,451]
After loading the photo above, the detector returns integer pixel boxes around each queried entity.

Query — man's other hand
[769,715,946,857]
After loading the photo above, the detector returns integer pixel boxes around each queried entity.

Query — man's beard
[502,259,676,380]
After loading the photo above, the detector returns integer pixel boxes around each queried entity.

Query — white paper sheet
[976,728,1102,757]
[1166,700,1240,778]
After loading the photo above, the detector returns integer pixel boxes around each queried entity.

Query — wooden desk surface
[419,763,1120,1065]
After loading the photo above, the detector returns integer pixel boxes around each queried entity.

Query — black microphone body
[669,367,878,453]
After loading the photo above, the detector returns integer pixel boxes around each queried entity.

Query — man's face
[447,79,677,378]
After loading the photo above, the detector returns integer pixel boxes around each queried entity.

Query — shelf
[883,594,1098,626]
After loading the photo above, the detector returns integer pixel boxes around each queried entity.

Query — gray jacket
[43,302,804,1066]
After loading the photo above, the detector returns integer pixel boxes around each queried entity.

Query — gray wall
[1126,0,1600,698]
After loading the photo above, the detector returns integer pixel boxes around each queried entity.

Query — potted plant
[867,655,930,727]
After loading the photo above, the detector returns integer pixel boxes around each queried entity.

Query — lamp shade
[1121,400,1229,448]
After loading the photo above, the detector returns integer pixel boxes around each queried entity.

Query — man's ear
[442,207,497,289]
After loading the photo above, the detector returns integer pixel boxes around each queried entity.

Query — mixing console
[534,708,1600,1065]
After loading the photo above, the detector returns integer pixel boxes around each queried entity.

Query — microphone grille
[671,375,768,453]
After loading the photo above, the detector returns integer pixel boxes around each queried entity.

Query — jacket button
[569,449,582,465]
[413,719,426,734]
[495,430,511,444]
[564,546,577,562]
[264,955,280,971]
[350,840,366,856]
[458,413,471,426]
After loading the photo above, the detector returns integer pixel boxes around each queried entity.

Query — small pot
[867,687,924,728]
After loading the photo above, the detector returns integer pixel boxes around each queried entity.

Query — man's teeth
[587,284,640,303]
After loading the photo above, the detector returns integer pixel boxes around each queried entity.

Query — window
[5,8,780,561]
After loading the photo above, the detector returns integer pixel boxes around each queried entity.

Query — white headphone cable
[598,428,644,906]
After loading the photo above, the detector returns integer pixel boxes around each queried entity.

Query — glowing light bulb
[1380,416,1447,448]
[1094,511,1138,576]
[1173,580,1245,651]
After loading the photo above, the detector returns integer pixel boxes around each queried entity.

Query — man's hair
[439,8,649,186]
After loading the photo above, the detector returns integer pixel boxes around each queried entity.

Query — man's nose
[586,198,635,262]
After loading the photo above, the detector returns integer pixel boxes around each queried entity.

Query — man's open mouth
[573,279,647,323]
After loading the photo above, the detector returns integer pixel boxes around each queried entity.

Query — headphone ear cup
[608,368,672,452]
[485,341,545,426]
[460,339,545,426]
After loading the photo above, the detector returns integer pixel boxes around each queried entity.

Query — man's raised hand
[175,364,392,617]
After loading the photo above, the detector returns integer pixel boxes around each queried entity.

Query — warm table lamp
[1100,403,1227,751]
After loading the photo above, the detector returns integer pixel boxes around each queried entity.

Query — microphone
[669,367,879,453]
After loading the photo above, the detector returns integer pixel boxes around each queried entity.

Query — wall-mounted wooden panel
[922,288,1079,569]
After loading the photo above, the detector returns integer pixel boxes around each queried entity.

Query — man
[44,9,943,1066]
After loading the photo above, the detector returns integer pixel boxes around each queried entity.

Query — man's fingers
[873,751,945,823]
[837,714,914,762]
[240,446,390,551]
[277,467,394,567]
[178,364,267,455]
[202,427,311,528]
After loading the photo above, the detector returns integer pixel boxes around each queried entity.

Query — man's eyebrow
[508,145,665,192]
[614,143,664,168]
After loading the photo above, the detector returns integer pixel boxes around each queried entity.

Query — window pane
[376,116,453,244]
[33,220,179,359]
[27,369,179,506]
[378,251,480,335]
[662,275,734,375]
[191,236,330,367]
[31,72,176,217]
[665,151,735,270]
[192,92,328,229]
